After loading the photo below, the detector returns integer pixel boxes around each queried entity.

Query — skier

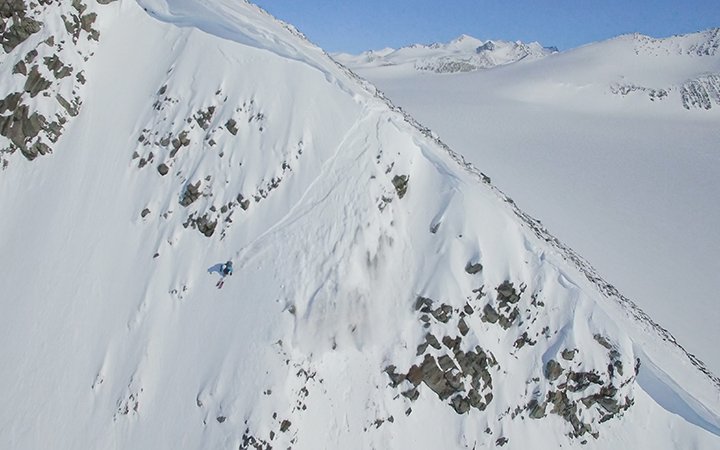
[222,260,234,276]
[216,260,233,289]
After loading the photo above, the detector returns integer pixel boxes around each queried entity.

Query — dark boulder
[545,359,563,382]
[179,181,202,206]
[481,304,499,323]
[391,174,409,199]
[24,66,52,97]
[465,261,483,274]
[226,118,238,135]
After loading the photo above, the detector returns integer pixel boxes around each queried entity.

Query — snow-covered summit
[1,2,719,449]
[607,28,720,108]
[334,34,556,73]
[498,28,720,110]
[629,27,720,57]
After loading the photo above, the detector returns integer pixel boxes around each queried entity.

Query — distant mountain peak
[449,33,484,47]
[334,35,556,73]
[452,33,475,42]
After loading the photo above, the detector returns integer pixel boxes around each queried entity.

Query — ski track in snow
[234,106,370,269]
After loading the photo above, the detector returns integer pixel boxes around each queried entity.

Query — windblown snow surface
[0,1,719,449]
[339,29,720,378]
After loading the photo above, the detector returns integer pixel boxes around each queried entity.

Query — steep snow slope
[334,34,556,74]
[1,2,719,449]
[344,29,720,378]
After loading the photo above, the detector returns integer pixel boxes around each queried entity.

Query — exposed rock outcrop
[1,0,114,166]
[392,174,408,199]
[681,74,720,110]
[385,277,636,440]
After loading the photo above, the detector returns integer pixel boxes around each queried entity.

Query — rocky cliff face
[0,0,120,166]
[611,72,720,110]
[680,74,720,109]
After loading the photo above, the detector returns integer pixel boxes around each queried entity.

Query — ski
[217,260,233,289]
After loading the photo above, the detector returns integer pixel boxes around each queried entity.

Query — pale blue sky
[251,0,719,53]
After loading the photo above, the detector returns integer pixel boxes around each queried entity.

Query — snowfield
[0,1,719,449]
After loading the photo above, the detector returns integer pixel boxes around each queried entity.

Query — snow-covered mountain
[334,34,556,74]
[1,2,719,449]
[613,29,720,109]
[341,29,720,380]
